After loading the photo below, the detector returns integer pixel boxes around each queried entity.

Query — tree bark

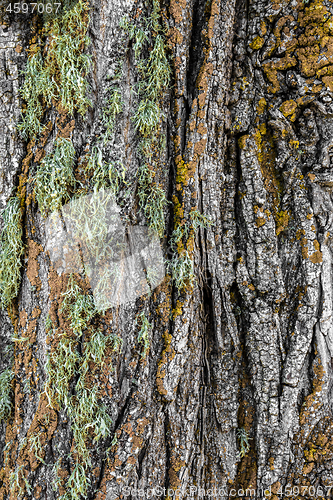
[1,0,333,499]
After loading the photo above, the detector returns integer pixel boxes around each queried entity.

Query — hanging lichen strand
[120,2,211,292]
[0,3,107,499]
[0,0,91,312]
[17,0,91,224]
[120,0,171,238]
[17,0,91,141]
[45,275,122,499]
[35,137,76,217]
[0,197,24,308]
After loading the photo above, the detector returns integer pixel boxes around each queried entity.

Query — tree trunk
[1,0,333,498]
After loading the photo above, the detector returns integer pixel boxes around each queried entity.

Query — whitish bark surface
[1,0,333,499]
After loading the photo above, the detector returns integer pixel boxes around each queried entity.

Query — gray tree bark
[1,0,333,499]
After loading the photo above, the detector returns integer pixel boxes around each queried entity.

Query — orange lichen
[169,0,186,24]
[255,217,266,227]
[26,239,43,291]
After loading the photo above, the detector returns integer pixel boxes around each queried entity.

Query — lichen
[0,197,24,308]
[45,274,122,497]
[18,0,91,141]
[35,137,76,217]
[121,0,171,237]
[135,311,151,358]
[0,368,14,421]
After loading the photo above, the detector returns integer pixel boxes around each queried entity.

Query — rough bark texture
[1,0,333,499]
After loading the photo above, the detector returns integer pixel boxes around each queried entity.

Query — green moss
[0,197,24,307]
[45,275,95,406]
[169,249,195,292]
[103,88,123,140]
[0,368,13,420]
[167,224,194,291]
[45,330,79,408]
[167,209,212,293]
[59,461,90,500]
[86,146,125,194]
[134,100,161,137]
[29,433,46,464]
[35,137,76,217]
[48,0,91,116]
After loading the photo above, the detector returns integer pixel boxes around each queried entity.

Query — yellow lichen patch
[254,128,284,225]
[26,319,38,345]
[19,310,28,329]
[25,393,58,470]
[263,54,297,93]
[197,122,208,135]
[260,20,267,36]
[172,195,184,224]
[322,75,333,91]
[172,300,183,319]
[296,0,333,82]
[207,0,219,40]
[279,99,297,118]
[165,457,186,499]
[238,135,249,149]
[302,462,315,474]
[296,228,305,240]
[250,36,265,50]
[299,350,325,427]
[155,278,173,397]
[175,158,190,189]
[289,139,299,149]
[301,237,309,259]
[197,61,214,109]
[259,123,267,135]
[256,97,267,115]
[276,210,290,235]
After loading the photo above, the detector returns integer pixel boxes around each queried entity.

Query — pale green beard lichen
[45,274,122,498]
[136,311,152,358]
[237,427,252,459]
[35,137,76,217]
[18,0,91,141]
[0,368,13,420]
[120,0,171,238]
[0,197,24,307]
